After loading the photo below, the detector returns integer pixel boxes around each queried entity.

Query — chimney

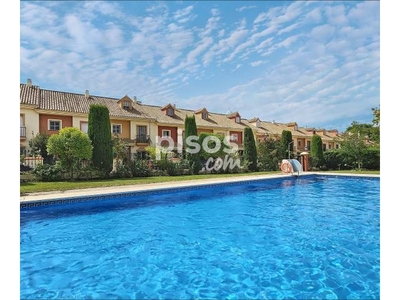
[27,79,32,87]
[85,90,89,99]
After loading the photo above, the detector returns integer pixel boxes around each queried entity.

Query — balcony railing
[20,126,26,138]
[294,146,308,152]
[136,134,150,144]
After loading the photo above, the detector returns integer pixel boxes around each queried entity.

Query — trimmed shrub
[47,127,93,180]
[362,147,380,170]
[29,131,53,164]
[184,115,202,174]
[128,160,152,177]
[310,135,324,169]
[88,104,113,174]
[257,138,281,171]
[281,130,293,159]
[243,127,258,171]
[33,163,63,182]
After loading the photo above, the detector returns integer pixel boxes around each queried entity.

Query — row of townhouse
[20,80,341,158]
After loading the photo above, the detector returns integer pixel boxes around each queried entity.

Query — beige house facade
[20,81,341,157]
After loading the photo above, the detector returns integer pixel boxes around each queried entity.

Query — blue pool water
[20,175,380,299]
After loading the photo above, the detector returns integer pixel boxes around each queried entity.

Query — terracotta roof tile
[20,84,40,106]
[20,84,341,137]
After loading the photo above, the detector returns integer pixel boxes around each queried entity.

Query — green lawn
[20,171,281,194]
[20,170,380,194]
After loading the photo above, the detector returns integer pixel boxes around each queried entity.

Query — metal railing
[136,134,150,144]
[294,146,307,152]
[20,126,26,137]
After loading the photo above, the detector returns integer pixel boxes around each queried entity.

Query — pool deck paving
[20,172,379,203]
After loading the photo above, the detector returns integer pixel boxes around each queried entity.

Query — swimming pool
[20,175,380,299]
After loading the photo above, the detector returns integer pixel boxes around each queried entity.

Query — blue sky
[20,1,379,132]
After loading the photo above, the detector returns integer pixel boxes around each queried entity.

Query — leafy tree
[257,138,281,171]
[47,127,93,179]
[243,127,258,171]
[29,131,53,163]
[361,147,380,170]
[323,149,352,170]
[112,134,130,177]
[310,135,324,169]
[113,134,129,163]
[346,121,379,144]
[372,105,380,127]
[339,132,367,170]
[88,104,113,174]
[281,130,293,159]
[184,115,202,174]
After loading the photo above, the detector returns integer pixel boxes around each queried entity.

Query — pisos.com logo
[155,135,241,172]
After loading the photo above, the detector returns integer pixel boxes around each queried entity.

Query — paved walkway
[20,172,379,203]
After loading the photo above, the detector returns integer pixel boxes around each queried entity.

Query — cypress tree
[88,104,113,173]
[281,130,293,159]
[184,115,202,174]
[310,134,324,169]
[243,127,258,171]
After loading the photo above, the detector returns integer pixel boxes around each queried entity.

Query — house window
[48,120,61,131]
[202,112,208,119]
[328,144,332,149]
[235,116,241,123]
[298,140,301,146]
[123,101,130,109]
[20,114,26,138]
[112,124,122,134]
[323,144,327,151]
[231,133,238,141]
[136,151,148,160]
[336,144,339,149]
[162,130,171,137]
[137,126,148,143]
[307,141,311,149]
[167,108,174,116]
[80,122,88,134]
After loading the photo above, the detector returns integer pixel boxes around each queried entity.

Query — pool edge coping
[20,172,379,204]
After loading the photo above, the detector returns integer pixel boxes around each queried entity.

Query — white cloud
[20,1,380,131]
[309,24,336,42]
[20,2,58,27]
[324,5,348,27]
[250,60,265,67]
[174,5,193,19]
[200,8,220,38]
[305,7,322,23]
[347,1,379,25]
[203,27,248,66]
[254,12,269,24]
[173,5,196,23]
[82,1,126,19]
[278,23,299,35]
[277,34,301,48]
[166,36,213,75]
[236,6,256,12]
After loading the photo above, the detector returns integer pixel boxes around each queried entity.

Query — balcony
[294,146,308,153]
[136,134,151,145]
[20,127,26,139]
